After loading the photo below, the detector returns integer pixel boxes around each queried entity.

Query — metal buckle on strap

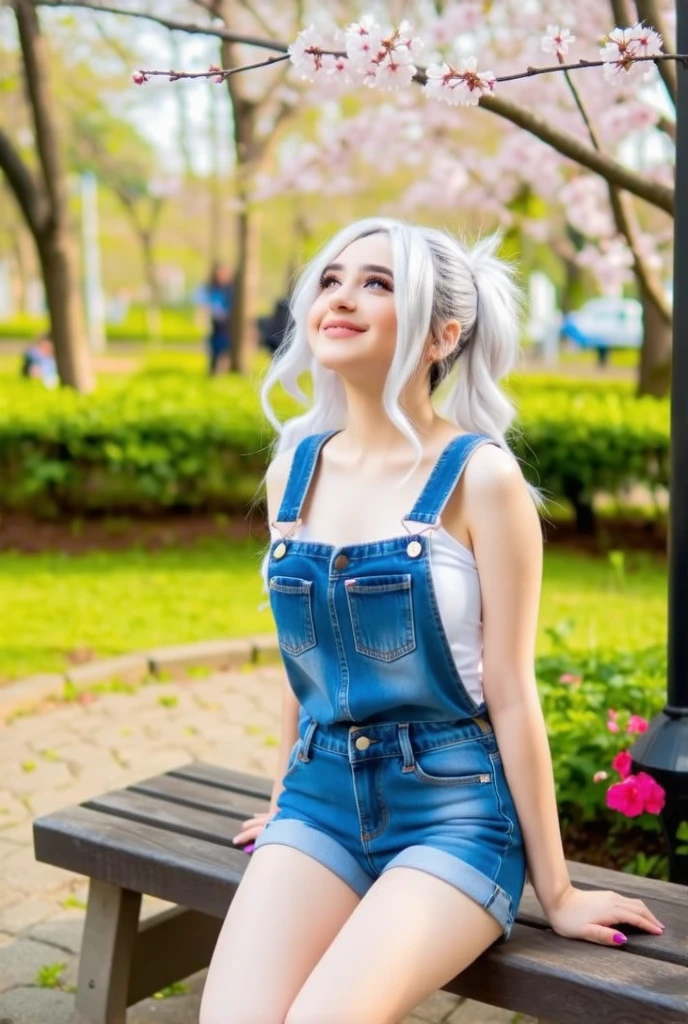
[270,518,303,540]
[400,516,442,537]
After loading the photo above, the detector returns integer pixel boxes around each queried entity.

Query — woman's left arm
[464,446,664,947]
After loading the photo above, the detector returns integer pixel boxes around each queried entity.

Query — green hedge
[0,371,669,518]
[0,307,203,343]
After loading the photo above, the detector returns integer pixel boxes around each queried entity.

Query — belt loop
[299,717,318,762]
[398,723,415,772]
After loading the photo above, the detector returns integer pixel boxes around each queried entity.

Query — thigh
[200,844,360,1024]
[285,867,502,1024]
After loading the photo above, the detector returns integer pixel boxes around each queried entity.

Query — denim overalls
[254,430,526,938]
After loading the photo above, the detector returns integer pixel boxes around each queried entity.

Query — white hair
[261,216,526,484]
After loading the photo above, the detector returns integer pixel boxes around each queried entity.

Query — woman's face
[307,233,398,383]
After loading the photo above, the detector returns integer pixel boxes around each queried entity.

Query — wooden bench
[33,762,688,1024]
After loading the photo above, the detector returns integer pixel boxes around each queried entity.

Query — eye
[319,273,340,289]
[366,275,393,292]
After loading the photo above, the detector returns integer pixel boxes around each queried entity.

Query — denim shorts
[254,715,526,938]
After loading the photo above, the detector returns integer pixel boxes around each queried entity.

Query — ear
[428,320,461,362]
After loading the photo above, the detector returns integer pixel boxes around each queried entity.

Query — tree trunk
[228,194,261,374]
[139,227,162,344]
[11,0,93,391]
[36,225,94,390]
[638,282,672,397]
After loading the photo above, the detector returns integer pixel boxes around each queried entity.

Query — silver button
[273,542,287,559]
[407,540,422,558]
[355,736,371,751]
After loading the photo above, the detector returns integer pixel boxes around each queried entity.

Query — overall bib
[254,430,527,937]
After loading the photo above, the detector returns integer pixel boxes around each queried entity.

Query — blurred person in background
[21,333,58,388]
[198,262,235,376]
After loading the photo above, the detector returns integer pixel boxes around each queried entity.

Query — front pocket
[412,743,492,786]
[345,573,416,662]
[269,576,316,656]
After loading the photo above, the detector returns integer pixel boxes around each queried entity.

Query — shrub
[0,370,669,518]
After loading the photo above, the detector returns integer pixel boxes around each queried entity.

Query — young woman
[200,218,663,1024]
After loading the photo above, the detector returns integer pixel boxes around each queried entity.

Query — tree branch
[635,0,677,103]
[36,0,289,50]
[478,91,673,215]
[561,61,671,322]
[37,1,676,216]
[0,127,47,236]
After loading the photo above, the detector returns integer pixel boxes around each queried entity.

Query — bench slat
[168,763,272,799]
[131,774,267,819]
[33,805,687,1024]
[453,922,688,1023]
[86,789,246,847]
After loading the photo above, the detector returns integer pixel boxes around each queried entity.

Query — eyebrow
[322,262,394,276]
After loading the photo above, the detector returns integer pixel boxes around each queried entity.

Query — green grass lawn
[0,539,667,682]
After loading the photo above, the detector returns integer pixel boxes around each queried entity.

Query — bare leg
[199,844,360,1024]
[285,867,503,1024]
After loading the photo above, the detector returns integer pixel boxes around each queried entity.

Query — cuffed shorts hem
[253,818,372,898]
[382,845,515,938]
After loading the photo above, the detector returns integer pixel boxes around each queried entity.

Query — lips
[322,320,366,336]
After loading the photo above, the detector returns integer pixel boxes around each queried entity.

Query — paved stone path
[0,666,532,1023]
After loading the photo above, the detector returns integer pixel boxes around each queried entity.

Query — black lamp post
[630,4,688,884]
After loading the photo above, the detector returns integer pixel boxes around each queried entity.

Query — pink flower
[541,25,576,58]
[131,71,149,85]
[612,750,632,778]
[606,776,646,817]
[559,673,582,685]
[593,770,609,783]
[606,771,666,817]
[423,57,496,107]
[627,715,649,734]
[636,771,666,814]
[607,720,620,733]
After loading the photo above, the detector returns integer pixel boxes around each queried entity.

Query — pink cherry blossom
[593,770,609,783]
[600,22,663,81]
[288,24,327,79]
[131,71,148,85]
[423,58,496,107]
[606,775,646,817]
[612,750,632,778]
[636,772,666,814]
[627,714,649,734]
[541,25,576,57]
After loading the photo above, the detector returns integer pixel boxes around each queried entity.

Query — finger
[232,827,261,845]
[586,924,628,946]
[617,897,664,930]
[613,910,664,935]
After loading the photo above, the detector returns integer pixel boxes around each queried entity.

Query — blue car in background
[560,297,642,363]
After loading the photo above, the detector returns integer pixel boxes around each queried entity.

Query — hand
[547,885,665,946]
[231,810,275,852]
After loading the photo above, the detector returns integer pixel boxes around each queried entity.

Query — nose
[328,280,356,310]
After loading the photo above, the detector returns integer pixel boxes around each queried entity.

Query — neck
[337,378,438,459]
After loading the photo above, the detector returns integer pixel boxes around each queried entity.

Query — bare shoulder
[462,443,540,536]
[265,445,298,520]
[463,442,526,499]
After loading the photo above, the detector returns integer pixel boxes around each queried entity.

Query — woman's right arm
[232,448,300,848]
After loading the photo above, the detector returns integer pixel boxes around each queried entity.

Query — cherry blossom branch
[36,0,289,50]
[557,54,671,320]
[635,0,677,102]
[39,4,677,216]
[477,91,673,214]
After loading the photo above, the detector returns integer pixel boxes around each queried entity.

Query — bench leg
[74,879,141,1024]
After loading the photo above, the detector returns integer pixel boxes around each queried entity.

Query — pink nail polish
[244,842,255,854]
[613,932,627,945]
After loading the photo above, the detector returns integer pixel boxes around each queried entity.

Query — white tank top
[266,524,484,706]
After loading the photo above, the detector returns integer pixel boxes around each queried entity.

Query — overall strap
[404,433,498,526]
[275,430,341,524]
